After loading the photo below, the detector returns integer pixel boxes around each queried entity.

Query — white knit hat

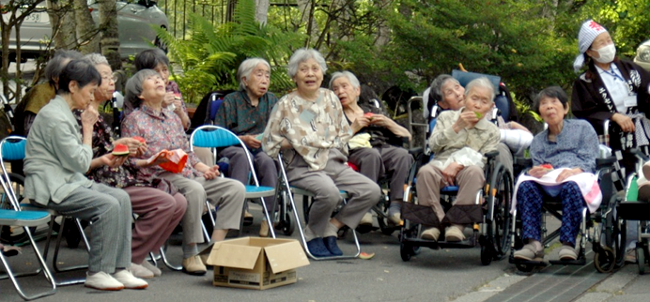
[573,20,608,73]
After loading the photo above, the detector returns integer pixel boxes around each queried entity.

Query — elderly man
[416,78,501,242]
[214,58,279,237]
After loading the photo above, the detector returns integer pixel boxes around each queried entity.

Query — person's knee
[356,148,382,166]
[417,164,440,185]
[316,184,341,207]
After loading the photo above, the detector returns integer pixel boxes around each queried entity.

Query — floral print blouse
[121,105,202,180]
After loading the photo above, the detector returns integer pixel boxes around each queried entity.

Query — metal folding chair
[0,136,89,286]
[190,125,277,238]
[277,154,361,260]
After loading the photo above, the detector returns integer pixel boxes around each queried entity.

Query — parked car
[634,39,650,72]
[1,0,168,61]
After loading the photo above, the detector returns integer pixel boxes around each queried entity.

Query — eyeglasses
[101,76,118,83]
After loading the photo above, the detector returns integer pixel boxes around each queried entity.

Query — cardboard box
[205,237,310,290]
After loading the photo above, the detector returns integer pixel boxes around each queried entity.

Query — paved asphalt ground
[1,203,649,302]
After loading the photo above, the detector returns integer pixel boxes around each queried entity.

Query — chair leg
[0,226,56,300]
[43,217,87,286]
[159,244,182,271]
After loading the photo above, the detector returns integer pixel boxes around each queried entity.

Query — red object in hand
[364,112,374,118]
[112,144,130,156]
[133,136,146,144]
[540,164,553,169]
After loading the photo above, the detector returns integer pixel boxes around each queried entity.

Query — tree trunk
[374,0,391,47]
[74,0,99,54]
[99,0,121,70]
[226,0,238,22]
[296,0,320,47]
[255,0,269,25]
[47,0,77,49]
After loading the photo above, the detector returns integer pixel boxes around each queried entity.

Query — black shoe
[323,236,343,256]
[306,238,332,258]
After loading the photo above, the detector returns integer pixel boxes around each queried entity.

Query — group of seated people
[9,18,648,293]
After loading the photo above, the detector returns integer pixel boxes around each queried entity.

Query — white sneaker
[113,269,148,289]
[84,271,124,291]
[130,262,154,279]
[142,261,162,277]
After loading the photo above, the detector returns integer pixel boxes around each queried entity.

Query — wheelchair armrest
[628,148,650,162]
[408,147,424,156]
[485,150,499,160]
[595,156,616,169]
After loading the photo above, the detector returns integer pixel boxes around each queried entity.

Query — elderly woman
[77,54,187,278]
[24,59,148,290]
[427,74,532,173]
[214,58,278,237]
[121,69,245,275]
[513,86,600,261]
[13,50,83,137]
[416,78,501,242]
[262,48,380,258]
[130,49,190,129]
[329,71,412,226]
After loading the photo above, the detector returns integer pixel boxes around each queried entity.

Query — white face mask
[594,44,616,63]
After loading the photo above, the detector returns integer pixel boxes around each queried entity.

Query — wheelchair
[399,146,513,265]
[508,156,621,273]
[615,151,650,274]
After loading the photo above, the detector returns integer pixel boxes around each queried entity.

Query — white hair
[465,77,495,101]
[83,53,109,66]
[237,58,271,91]
[287,48,327,78]
[328,71,360,90]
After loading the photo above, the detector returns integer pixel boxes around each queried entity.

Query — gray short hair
[237,58,271,91]
[465,77,495,101]
[429,74,459,104]
[44,50,82,86]
[83,53,109,66]
[328,71,360,90]
[287,48,327,78]
[124,69,159,112]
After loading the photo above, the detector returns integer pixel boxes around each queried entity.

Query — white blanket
[511,168,602,214]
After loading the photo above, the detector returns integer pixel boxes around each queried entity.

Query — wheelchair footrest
[549,258,586,266]
[402,237,477,249]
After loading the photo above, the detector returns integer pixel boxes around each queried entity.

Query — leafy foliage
[154,0,304,104]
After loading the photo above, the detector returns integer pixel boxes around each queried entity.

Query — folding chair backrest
[0,136,26,210]
[189,125,261,185]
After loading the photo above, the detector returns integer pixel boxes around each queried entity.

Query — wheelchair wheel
[615,218,627,268]
[515,262,535,273]
[637,246,645,275]
[277,210,295,236]
[400,242,415,261]
[487,165,513,260]
[594,246,616,273]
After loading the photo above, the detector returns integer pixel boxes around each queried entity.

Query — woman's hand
[452,111,479,132]
[556,168,583,182]
[162,92,175,107]
[441,162,464,185]
[240,135,262,149]
[114,138,146,157]
[100,154,128,168]
[202,165,221,180]
[612,113,635,133]
[527,166,551,178]
[81,105,99,128]
[351,116,371,133]
[369,114,390,127]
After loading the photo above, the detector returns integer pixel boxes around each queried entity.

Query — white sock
[324,222,339,238]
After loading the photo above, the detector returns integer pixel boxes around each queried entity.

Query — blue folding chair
[190,125,277,238]
[0,136,89,286]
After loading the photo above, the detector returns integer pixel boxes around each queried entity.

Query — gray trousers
[286,149,381,236]
[416,164,484,223]
[46,183,131,274]
[160,172,245,244]
[220,146,278,213]
[348,145,413,201]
